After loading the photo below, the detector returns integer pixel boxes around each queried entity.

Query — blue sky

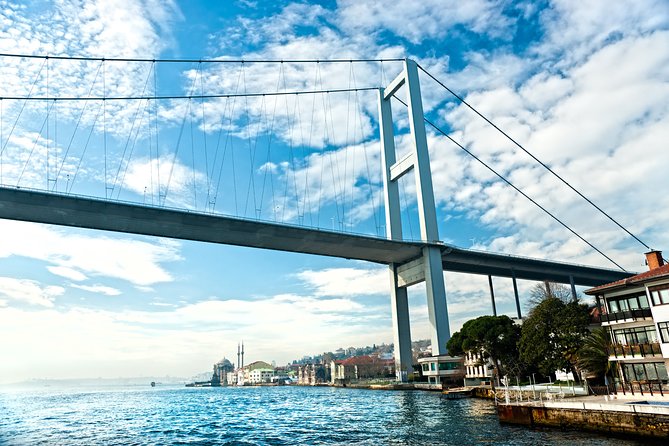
[0,0,668,383]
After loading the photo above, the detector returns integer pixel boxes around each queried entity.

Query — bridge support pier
[512,272,522,319]
[389,264,413,382]
[423,247,450,356]
[488,275,497,316]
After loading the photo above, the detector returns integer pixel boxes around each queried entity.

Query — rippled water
[0,385,648,445]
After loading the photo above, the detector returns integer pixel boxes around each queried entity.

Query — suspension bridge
[0,54,642,381]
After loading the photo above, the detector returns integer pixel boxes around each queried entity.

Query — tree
[577,327,612,384]
[527,281,575,308]
[446,315,521,378]
[519,297,590,382]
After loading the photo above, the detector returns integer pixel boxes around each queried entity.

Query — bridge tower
[378,59,450,382]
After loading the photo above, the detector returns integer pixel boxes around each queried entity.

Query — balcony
[600,308,652,324]
[609,342,663,359]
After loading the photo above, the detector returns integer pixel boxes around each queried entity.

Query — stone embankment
[497,395,669,439]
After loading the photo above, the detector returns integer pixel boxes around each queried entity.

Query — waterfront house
[297,364,311,385]
[585,251,669,391]
[248,367,274,384]
[228,360,274,385]
[417,355,465,386]
[463,350,493,386]
[330,355,394,384]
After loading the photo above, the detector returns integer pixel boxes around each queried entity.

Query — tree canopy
[519,297,590,381]
[446,315,521,377]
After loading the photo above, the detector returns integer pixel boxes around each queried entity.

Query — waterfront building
[330,355,394,384]
[417,355,465,385]
[248,367,274,384]
[463,350,493,386]
[585,250,669,389]
[297,364,317,385]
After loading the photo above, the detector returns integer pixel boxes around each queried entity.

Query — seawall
[497,400,669,439]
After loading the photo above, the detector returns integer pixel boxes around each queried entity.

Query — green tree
[446,315,521,378]
[577,327,612,384]
[519,297,590,382]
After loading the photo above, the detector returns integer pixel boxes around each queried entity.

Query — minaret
[241,341,245,368]
[237,343,240,370]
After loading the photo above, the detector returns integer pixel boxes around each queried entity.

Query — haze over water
[0,385,648,445]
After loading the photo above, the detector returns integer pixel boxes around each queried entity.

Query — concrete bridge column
[389,263,413,382]
[423,246,450,355]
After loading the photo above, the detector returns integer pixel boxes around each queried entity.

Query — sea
[0,385,652,445]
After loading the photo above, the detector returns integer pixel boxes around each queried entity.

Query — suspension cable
[392,96,628,272]
[416,63,655,254]
[0,87,380,102]
[0,53,405,64]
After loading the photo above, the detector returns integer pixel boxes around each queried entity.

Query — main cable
[0,53,405,64]
[392,96,627,272]
[0,87,380,101]
[417,63,655,254]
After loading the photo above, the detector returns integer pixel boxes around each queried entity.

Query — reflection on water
[0,385,651,445]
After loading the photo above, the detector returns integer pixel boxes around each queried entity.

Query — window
[658,321,669,343]
[606,293,649,313]
[639,294,650,308]
[622,362,668,382]
[439,361,460,371]
[650,286,669,306]
[430,362,436,371]
[422,364,429,372]
[612,326,658,344]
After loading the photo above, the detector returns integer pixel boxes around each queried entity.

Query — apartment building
[585,251,669,388]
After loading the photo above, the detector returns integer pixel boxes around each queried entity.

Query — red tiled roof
[585,263,669,294]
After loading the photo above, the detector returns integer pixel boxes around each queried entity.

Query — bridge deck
[0,187,633,287]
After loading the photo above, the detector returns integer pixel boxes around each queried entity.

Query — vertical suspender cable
[46,56,49,189]
[199,62,211,210]
[153,60,158,205]
[54,61,102,191]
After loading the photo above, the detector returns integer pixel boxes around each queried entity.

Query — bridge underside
[0,187,633,287]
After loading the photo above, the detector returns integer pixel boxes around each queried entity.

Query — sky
[0,0,668,383]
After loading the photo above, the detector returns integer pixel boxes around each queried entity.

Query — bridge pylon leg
[389,263,413,382]
[423,246,450,356]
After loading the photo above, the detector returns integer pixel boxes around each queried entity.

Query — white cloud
[47,266,87,281]
[0,292,391,383]
[296,265,389,297]
[70,284,121,296]
[119,156,208,208]
[0,220,180,286]
[336,0,515,44]
[0,276,63,307]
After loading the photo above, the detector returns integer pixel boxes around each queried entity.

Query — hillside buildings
[585,250,669,390]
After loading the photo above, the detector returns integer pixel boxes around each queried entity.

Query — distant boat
[150,381,156,387]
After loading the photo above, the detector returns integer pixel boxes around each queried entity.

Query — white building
[585,251,669,390]
[417,355,464,385]
[464,350,493,385]
[248,368,274,384]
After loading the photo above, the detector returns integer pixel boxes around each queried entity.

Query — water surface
[0,385,648,445]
